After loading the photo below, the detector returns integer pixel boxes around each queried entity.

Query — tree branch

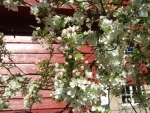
[107,0,124,17]
[127,98,138,113]
[99,0,107,15]
[57,103,70,113]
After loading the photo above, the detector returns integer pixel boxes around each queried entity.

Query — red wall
[0,35,94,113]
[0,1,132,112]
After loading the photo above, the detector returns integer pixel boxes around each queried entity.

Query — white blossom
[85,70,92,78]
[67,88,76,98]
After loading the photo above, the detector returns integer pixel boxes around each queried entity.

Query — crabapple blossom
[67,88,76,98]
[4,0,19,11]
[85,70,92,78]
[1,0,150,112]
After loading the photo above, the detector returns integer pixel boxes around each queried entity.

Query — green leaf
[103,27,110,33]
[76,46,82,50]
[29,25,35,29]
[74,53,84,59]
[103,110,110,113]
[118,14,129,24]
[111,0,119,4]
[58,16,65,28]
[146,42,150,50]
[88,89,97,93]
[111,74,117,78]
[75,34,83,39]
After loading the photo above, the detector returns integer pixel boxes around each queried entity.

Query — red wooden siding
[23,0,131,5]
[1,35,66,112]
[0,1,131,112]
[1,35,93,113]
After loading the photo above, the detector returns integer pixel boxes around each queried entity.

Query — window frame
[122,85,142,106]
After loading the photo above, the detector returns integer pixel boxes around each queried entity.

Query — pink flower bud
[80,66,84,70]
[72,70,76,74]
[69,55,72,59]
[60,47,64,51]
[64,46,69,50]
[55,69,60,72]
[68,29,72,33]
[65,62,68,66]
[57,37,62,41]
[85,60,89,64]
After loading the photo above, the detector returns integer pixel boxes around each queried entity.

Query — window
[100,86,109,109]
[122,86,142,105]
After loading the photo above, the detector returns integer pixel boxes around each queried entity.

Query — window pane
[126,96,131,103]
[122,96,131,103]
[126,86,130,94]
[132,86,136,91]
[122,87,125,94]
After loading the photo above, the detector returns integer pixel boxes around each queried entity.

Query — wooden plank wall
[0,5,94,113]
[0,36,66,113]
[0,1,131,112]
[0,35,94,113]
[23,0,131,5]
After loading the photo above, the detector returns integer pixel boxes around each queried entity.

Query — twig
[114,0,124,10]
[108,87,111,109]
[107,0,124,18]
[29,103,33,113]
[90,60,97,69]
[22,1,32,6]
[35,0,39,3]
[57,103,70,113]
[137,86,148,113]
[127,98,138,113]
[6,54,26,75]
[99,0,107,15]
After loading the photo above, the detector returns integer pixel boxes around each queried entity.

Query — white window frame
[122,85,142,106]
[100,85,109,109]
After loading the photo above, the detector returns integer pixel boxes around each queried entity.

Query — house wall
[109,85,150,113]
[0,35,68,113]
[0,35,93,113]
[0,7,93,112]
[1,1,148,113]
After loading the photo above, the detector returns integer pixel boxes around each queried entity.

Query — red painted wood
[0,1,134,112]
[2,54,64,64]
[24,0,37,4]
[6,44,55,54]
[4,36,34,43]
[2,54,94,64]
[5,44,93,54]
[2,109,83,113]
[24,0,131,5]
[13,90,53,99]
[8,98,67,110]
[30,109,83,113]
[0,64,38,74]
[126,77,136,85]
[79,45,94,53]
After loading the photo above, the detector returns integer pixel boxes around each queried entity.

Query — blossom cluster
[23,82,42,108]
[52,62,104,112]
[0,75,24,109]
[3,0,21,11]
[0,74,42,109]
[1,0,150,112]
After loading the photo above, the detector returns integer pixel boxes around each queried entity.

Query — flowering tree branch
[0,0,150,112]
